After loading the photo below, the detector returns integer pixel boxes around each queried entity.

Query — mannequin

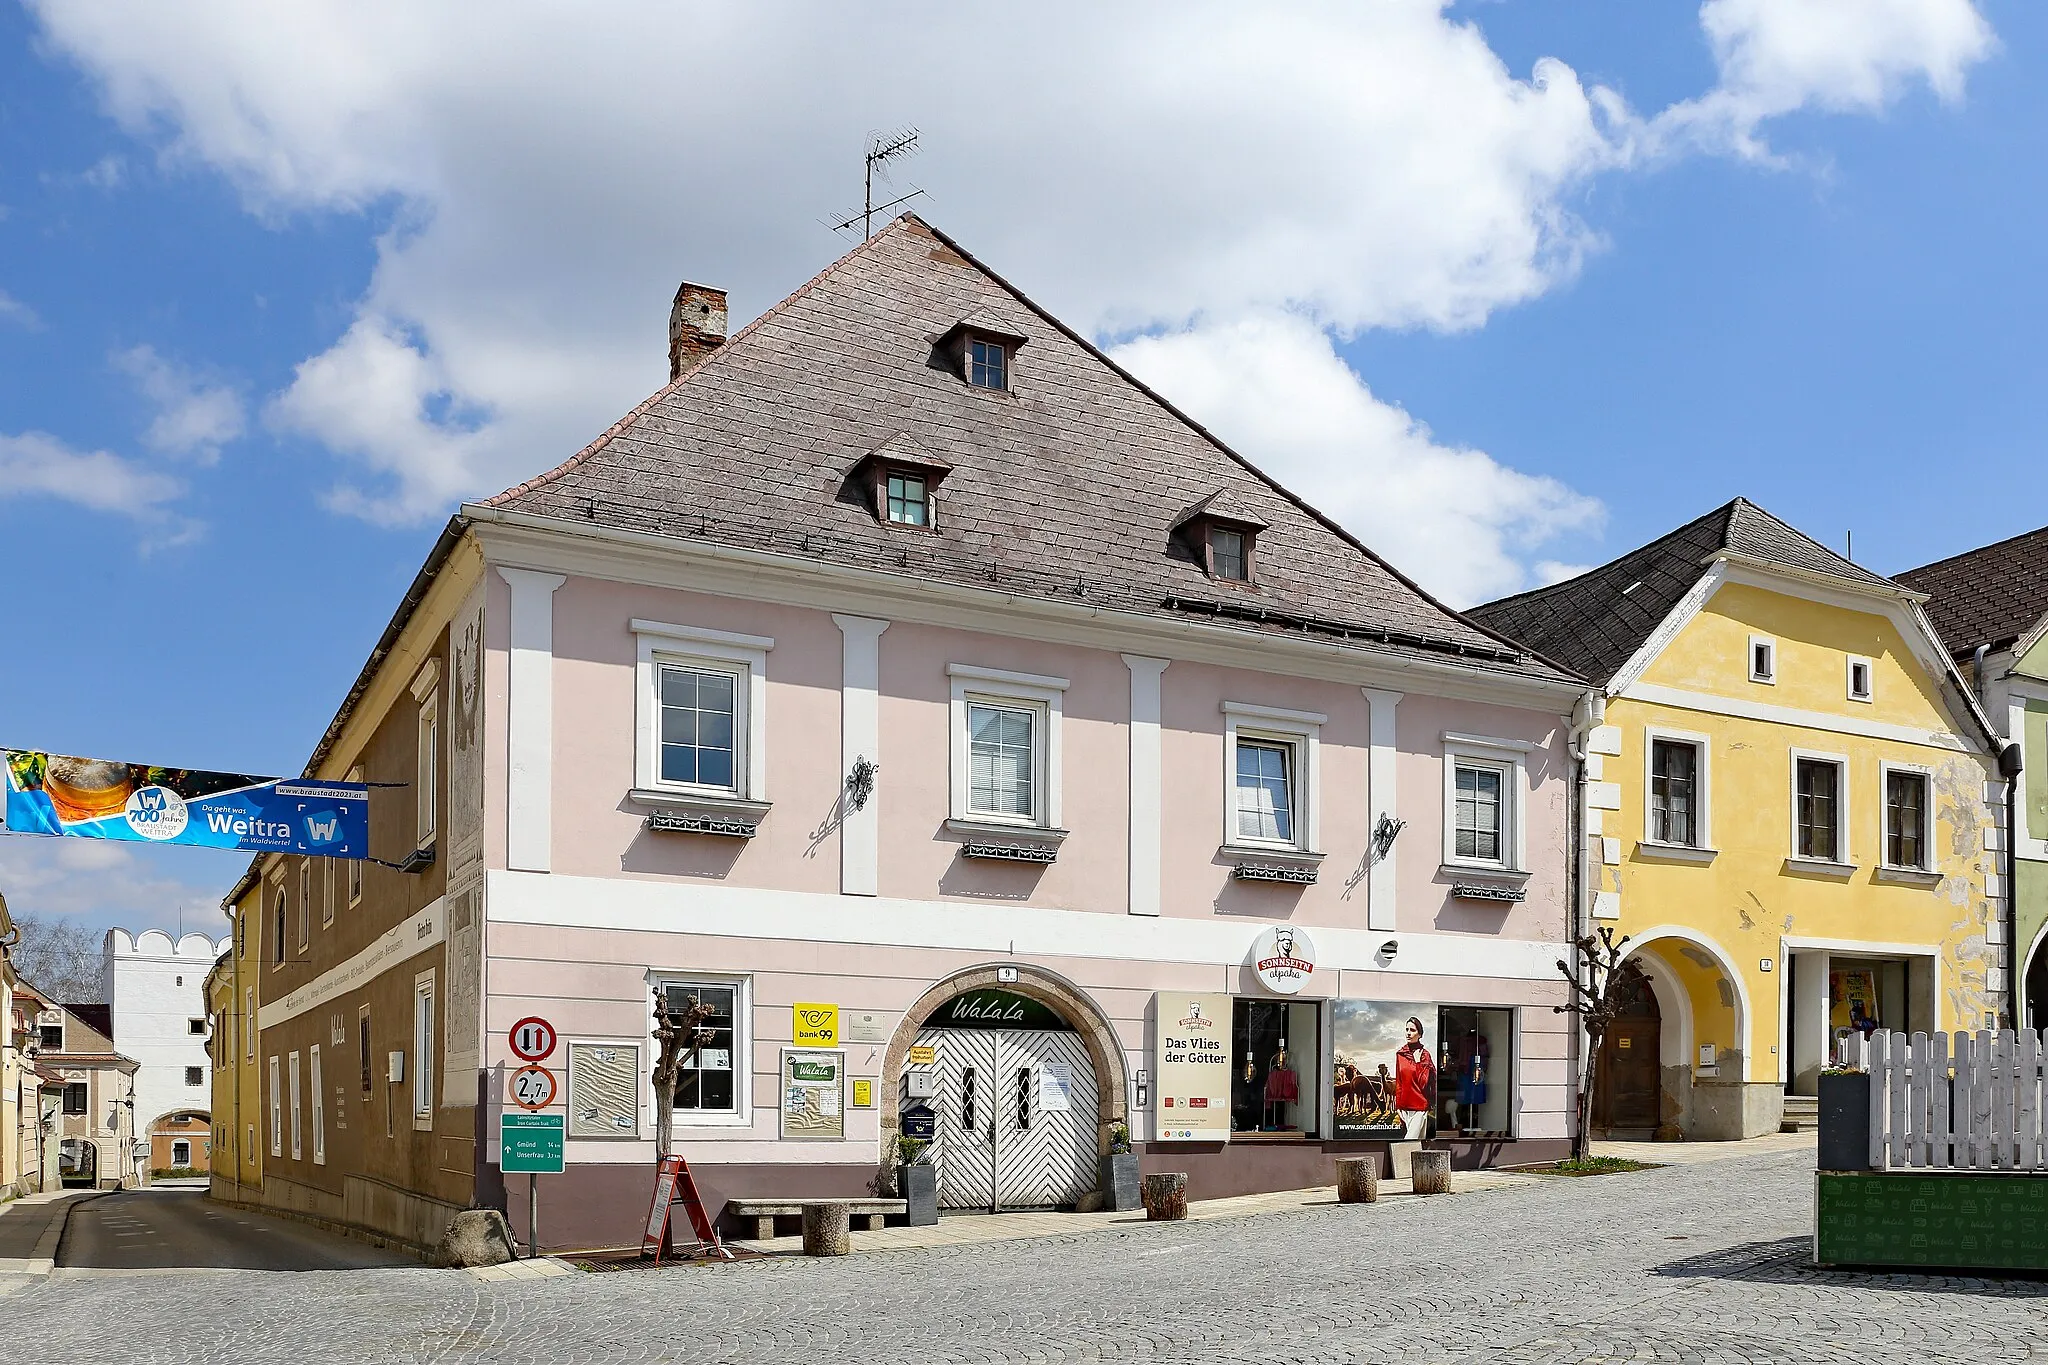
[1456,1026,1490,1132]
[1263,1044,1299,1130]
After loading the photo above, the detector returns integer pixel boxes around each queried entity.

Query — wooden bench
[727,1199,907,1241]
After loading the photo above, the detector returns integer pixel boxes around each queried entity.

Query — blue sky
[1,1,2038,943]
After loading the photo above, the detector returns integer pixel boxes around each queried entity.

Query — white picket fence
[1837,1028,2048,1172]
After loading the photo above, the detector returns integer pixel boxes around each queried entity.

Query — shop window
[949,665,1066,831]
[1436,1006,1515,1139]
[660,978,745,1120]
[1884,766,1929,870]
[1229,998,1320,1135]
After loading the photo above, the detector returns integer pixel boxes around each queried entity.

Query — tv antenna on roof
[829,128,927,240]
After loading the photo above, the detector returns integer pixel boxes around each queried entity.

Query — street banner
[3,749,369,858]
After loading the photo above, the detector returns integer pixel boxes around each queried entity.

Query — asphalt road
[58,1188,410,1272]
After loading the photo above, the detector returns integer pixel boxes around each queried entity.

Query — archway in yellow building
[1599,927,1750,1140]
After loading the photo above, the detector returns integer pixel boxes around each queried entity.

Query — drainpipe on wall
[2001,741,2024,1030]
[1566,690,1606,1150]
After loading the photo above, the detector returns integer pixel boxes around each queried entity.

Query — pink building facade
[450,217,1588,1248]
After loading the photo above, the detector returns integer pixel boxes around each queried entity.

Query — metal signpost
[502,1018,561,1257]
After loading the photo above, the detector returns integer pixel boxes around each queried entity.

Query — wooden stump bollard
[1142,1172,1188,1221]
[1410,1150,1453,1195]
[801,1200,852,1256]
[1335,1156,1379,1204]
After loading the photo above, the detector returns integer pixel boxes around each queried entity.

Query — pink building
[234,216,1587,1255]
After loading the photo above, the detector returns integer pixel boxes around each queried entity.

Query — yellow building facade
[1476,500,2007,1139]
[208,883,264,1203]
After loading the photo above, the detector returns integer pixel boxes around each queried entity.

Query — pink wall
[501,572,1572,944]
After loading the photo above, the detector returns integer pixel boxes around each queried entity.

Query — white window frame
[648,972,753,1129]
[948,664,1067,829]
[171,1139,191,1167]
[245,989,255,1060]
[1642,726,1714,851]
[345,765,365,907]
[322,856,336,927]
[1748,634,1777,685]
[414,684,440,850]
[413,969,435,1129]
[1847,654,1874,704]
[297,860,311,951]
[631,620,772,802]
[310,1044,325,1165]
[288,1050,302,1161]
[1879,759,1934,873]
[271,878,287,968]
[1789,747,1853,869]
[1441,733,1532,873]
[1222,702,1324,854]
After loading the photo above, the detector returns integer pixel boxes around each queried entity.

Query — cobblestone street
[5,1145,2044,1364]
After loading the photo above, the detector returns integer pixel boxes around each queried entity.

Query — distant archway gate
[879,963,1128,1165]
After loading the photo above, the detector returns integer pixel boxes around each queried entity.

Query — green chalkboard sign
[1817,1172,2048,1271]
[921,989,1073,1032]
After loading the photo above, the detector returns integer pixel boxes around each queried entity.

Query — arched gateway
[882,964,1127,1212]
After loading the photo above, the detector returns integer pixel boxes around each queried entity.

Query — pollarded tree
[1554,925,1636,1161]
[650,986,718,1160]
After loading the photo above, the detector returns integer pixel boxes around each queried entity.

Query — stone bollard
[801,1200,852,1256]
[1411,1150,1452,1195]
[1335,1156,1379,1205]
[1142,1172,1188,1221]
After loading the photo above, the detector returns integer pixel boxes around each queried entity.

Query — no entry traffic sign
[510,1065,558,1111]
[509,1016,557,1063]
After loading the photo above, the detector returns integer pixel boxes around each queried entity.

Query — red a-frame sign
[642,1154,732,1263]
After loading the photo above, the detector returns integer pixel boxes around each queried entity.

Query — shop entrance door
[914,1026,1098,1212]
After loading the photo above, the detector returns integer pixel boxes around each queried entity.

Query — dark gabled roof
[1468,498,1900,686]
[1896,523,2048,660]
[483,215,1570,684]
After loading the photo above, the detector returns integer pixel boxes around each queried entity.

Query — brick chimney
[668,281,728,381]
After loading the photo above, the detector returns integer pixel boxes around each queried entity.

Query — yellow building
[208,883,264,1204]
[1475,500,2007,1139]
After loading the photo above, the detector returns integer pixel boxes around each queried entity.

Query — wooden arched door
[1593,964,1661,1131]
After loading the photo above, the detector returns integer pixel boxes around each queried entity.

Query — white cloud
[1659,0,1995,157]
[0,289,40,329]
[0,429,180,517]
[0,833,235,940]
[21,0,1997,588]
[112,344,246,463]
[1113,314,1601,606]
[1533,560,1596,589]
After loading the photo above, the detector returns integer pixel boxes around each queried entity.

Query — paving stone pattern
[13,1149,2048,1363]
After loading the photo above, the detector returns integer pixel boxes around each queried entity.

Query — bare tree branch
[1554,925,1634,1161]
[8,912,103,1003]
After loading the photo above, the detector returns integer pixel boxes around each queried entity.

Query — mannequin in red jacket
[1394,1015,1436,1140]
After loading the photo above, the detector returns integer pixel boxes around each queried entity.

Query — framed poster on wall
[1331,1001,1436,1140]
[779,1049,846,1141]
[1154,992,1232,1140]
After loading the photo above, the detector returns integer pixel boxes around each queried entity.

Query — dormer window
[1210,527,1247,581]
[886,472,929,526]
[968,338,1008,391]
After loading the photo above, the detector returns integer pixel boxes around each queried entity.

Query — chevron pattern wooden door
[915,1026,1098,1212]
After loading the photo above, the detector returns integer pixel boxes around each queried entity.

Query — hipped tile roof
[1896,523,2048,660]
[1468,498,1901,686]
[485,216,1570,684]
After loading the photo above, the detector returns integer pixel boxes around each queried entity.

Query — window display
[1334,1002,1517,1141]
[1437,1006,1513,1137]
[1229,998,1318,1133]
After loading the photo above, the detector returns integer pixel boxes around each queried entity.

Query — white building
[103,929,229,1175]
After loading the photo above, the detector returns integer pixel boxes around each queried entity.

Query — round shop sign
[1251,925,1317,995]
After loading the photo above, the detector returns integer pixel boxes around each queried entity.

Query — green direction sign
[500,1112,565,1174]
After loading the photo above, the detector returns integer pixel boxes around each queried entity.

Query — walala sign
[3,749,369,857]
[921,989,1072,1032]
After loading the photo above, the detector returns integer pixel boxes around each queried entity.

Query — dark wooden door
[1593,966,1662,1130]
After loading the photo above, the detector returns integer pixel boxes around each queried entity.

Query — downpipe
[1566,690,1606,1155]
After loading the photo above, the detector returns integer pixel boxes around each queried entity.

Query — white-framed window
[288,1050,302,1161]
[297,860,311,951]
[245,989,255,1059]
[310,1044,325,1165]
[1222,702,1323,853]
[272,880,287,966]
[948,664,1067,829]
[413,970,435,1128]
[1847,655,1874,703]
[652,974,750,1126]
[322,857,336,927]
[345,765,365,907]
[885,471,930,527]
[1881,761,1931,871]
[1748,634,1777,685]
[188,1017,207,1035]
[1643,727,1712,849]
[631,621,772,802]
[171,1139,191,1167]
[1790,749,1851,865]
[415,692,439,849]
[1441,733,1532,872]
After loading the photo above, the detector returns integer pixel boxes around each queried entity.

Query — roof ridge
[1724,496,1880,579]
[482,218,923,509]
[1897,520,2048,580]
[911,217,1517,655]
[1471,498,1740,612]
